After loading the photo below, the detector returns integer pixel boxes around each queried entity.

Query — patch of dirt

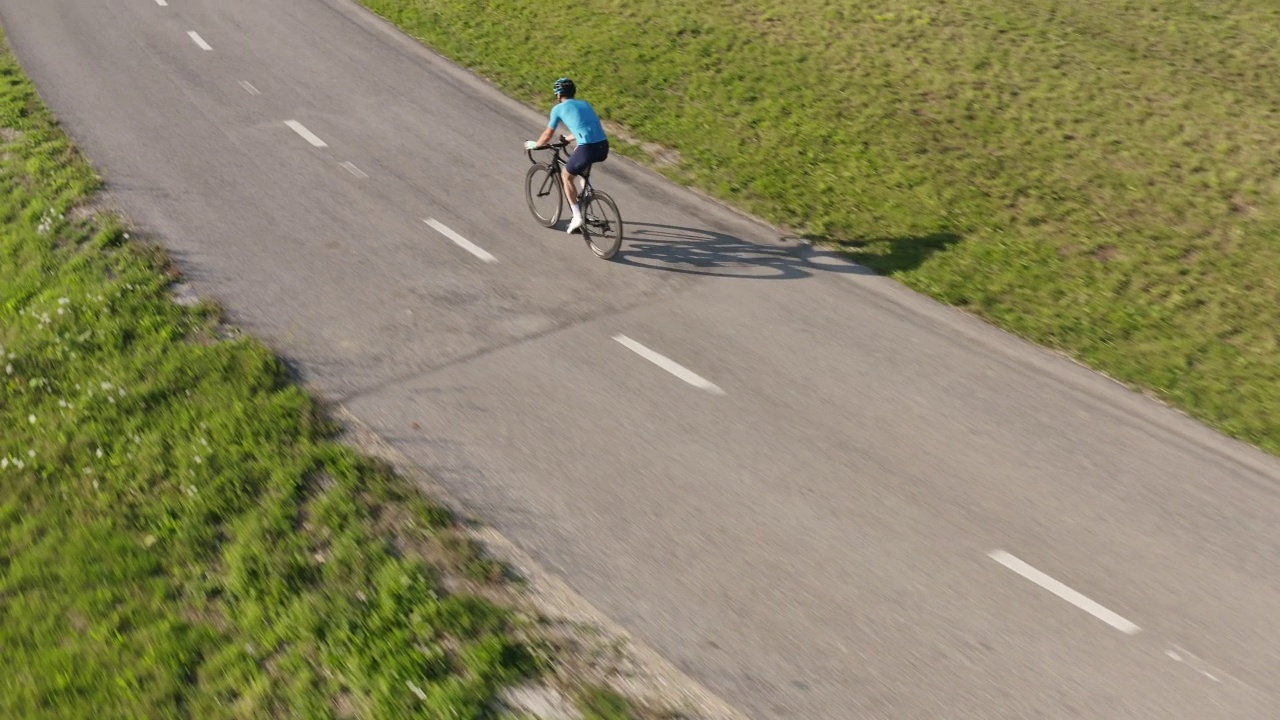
[604,121,683,167]
[499,683,583,720]
[67,198,108,224]
[1093,245,1119,263]
[170,282,201,308]
[333,688,359,719]
[1229,193,1256,215]
[66,608,90,633]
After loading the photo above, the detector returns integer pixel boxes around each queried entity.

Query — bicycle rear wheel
[525,163,563,228]
[581,191,624,260]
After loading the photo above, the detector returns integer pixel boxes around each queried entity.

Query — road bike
[525,136,624,260]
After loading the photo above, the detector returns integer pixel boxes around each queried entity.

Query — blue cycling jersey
[548,99,607,145]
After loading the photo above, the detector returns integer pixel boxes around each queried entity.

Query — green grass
[576,686,635,720]
[358,0,1280,453]
[0,31,547,719]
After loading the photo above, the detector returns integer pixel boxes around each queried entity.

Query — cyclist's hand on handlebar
[523,140,540,150]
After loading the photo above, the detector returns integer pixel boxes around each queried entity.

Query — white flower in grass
[194,455,203,464]
[6,365,12,375]
[1,458,8,470]
[58,298,69,305]
[28,414,36,424]
[27,449,35,458]
[58,399,67,408]
[96,448,103,458]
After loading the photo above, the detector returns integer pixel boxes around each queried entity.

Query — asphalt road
[5,1,1280,717]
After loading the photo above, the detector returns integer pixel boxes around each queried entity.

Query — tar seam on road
[989,550,1141,635]
[239,81,261,95]
[187,31,212,51]
[340,161,368,179]
[613,334,726,395]
[424,218,497,263]
[284,120,328,148]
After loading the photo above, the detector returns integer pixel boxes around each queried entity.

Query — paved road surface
[5,1,1279,717]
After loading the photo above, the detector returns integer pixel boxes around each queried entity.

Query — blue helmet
[553,77,576,98]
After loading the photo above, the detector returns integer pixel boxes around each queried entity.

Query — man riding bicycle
[524,77,610,234]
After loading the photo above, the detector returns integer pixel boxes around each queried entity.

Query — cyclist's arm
[536,106,563,148]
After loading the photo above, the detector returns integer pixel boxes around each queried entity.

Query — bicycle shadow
[613,222,960,280]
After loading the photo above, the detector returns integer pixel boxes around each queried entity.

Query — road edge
[334,405,755,720]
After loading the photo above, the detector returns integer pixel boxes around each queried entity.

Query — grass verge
[358,0,1280,453]
[0,29,658,720]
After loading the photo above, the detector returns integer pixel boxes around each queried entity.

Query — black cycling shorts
[566,139,610,176]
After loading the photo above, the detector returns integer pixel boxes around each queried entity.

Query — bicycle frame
[526,136,594,201]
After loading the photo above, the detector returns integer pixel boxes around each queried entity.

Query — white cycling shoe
[566,215,584,234]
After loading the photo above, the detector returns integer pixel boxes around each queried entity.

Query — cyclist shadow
[613,222,875,280]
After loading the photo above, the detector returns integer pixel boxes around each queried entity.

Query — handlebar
[526,135,574,164]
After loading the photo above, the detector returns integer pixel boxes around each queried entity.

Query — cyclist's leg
[561,165,588,206]
[564,144,593,209]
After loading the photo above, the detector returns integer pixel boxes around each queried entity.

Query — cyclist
[524,77,610,234]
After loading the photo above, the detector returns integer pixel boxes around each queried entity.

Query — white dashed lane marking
[340,161,368,179]
[187,31,212,51]
[424,219,496,263]
[989,550,1140,635]
[239,81,261,95]
[613,335,726,395]
[284,120,328,148]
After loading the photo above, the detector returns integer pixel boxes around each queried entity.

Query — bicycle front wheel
[525,163,563,228]
[581,191,624,260]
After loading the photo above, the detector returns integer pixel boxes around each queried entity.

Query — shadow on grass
[613,222,960,279]
[830,232,964,275]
